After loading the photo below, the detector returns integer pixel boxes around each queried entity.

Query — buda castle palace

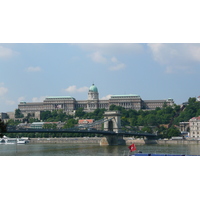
[18,84,174,119]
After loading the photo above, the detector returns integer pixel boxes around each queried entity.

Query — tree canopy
[0,119,7,138]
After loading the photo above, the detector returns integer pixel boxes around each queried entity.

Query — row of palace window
[192,132,200,134]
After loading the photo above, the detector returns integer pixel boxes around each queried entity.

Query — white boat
[17,138,27,144]
[0,138,5,143]
[0,136,28,144]
[4,138,17,144]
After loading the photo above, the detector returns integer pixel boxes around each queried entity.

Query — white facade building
[18,84,174,119]
[189,116,200,138]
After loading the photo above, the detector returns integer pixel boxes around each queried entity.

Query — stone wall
[28,137,200,145]
[29,137,101,144]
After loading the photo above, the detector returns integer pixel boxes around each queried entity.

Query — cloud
[6,100,15,105]
[147,43,200,73]
[0,45,19,58]
[65,85,89,93]
[18,96,26,102]
[89,51,107,63]
[73,43,143,71]
[109,63,126,71]
[109,56,126,71]
[32,96,47,102]
[111,56,118,63]
[0,85,8,96]
[101,94,112,100]
[26,66,42,72]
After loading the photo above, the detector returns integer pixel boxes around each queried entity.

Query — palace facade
[18,84,174,118]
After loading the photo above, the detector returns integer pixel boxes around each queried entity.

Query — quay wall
[126,139,200,145]
[29,138,200,145]
[29,137,155,145]
[157,139,200,145]
[29,137,101,144]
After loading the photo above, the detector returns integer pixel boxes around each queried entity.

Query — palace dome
[89,84,98,93]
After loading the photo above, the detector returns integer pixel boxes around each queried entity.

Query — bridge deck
[6,129,156,137]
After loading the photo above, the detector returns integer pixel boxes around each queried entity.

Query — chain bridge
[7,111,157,145]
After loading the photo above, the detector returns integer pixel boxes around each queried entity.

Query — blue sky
[1,43,200,112]
[1,1,200,113]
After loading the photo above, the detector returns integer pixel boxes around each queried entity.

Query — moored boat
[0,136,29,144]
[17,138,27,144]
[130,153,198,156]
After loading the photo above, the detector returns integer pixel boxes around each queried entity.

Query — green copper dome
[89,84,98,92]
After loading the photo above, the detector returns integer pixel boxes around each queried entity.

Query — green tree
[75,108,86,118]
[0,119,7,138]
[7,119,21,126]
[43,123,57,130]
[166,126,180,138]
[63,119,78,129]
[141,126,153,134]
[40,111,51,121]
[15,109,24,118]
[145,114,157,126]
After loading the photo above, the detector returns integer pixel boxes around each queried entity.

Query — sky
[1,43,200,112]
[1,0,200,114]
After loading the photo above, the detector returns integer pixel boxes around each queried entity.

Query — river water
[1,143,200,156]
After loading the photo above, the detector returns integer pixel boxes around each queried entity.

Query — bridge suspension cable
[76,117,115,129]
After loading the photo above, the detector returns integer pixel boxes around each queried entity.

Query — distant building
[179,122,190,133]
[78,119,94,125]
[189,116,200,138]
[18,84,174,119]
[0,112,9,120]
[30,122,44,129]
[78,119,102,130]
[197,96,200,101]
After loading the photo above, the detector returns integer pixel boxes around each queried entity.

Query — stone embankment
[29,137,200,145]
[29,137,102,144]
[157,139,200,145]
[126,138,200,145]
[29,137,156,145]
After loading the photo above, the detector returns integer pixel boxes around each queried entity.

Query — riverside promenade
[28,137,200,145]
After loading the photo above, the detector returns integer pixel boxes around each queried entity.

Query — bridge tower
[103,111,121,133]
[100,111,125,146]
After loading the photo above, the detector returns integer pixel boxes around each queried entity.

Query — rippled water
[1,143,200,156]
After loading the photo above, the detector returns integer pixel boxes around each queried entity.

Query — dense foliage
[75,108,106,120]
[0,119,7,138]
[173,97,200,124]
[40,110,73,122]
[15,109,24,118]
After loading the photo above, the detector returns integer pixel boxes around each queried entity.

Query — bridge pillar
[100,135,125,146]
[103,111,121,133]
[100,111,125,145]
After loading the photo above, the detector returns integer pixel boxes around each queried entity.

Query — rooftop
[89,84,98,93]
[45,96,74,100]
[190,116,200,121]
[111,94,140,98]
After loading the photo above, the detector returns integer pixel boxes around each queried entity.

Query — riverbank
[29,137,148,145]
[29,137,200,145]
[126,138,200,145]
[29,137,102,144]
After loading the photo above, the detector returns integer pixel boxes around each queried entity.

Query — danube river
[1,143,200,156]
